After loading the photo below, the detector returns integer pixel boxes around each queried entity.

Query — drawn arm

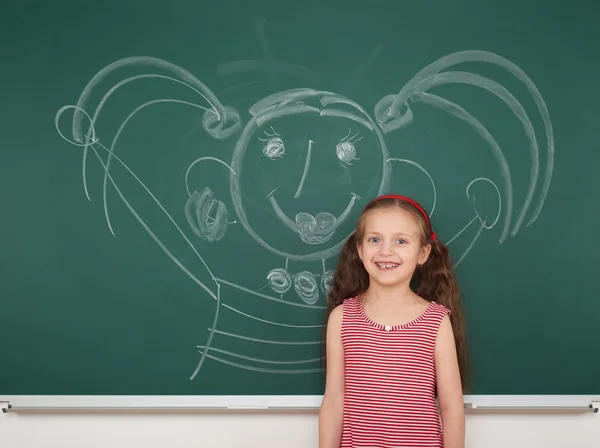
[56,105,221,301]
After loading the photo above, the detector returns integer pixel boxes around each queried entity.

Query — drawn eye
[259,127,285,160]
[336,129,362,165]
[336,141,356,164]
[263,137,285,159]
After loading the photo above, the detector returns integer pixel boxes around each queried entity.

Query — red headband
[364,194,437,241]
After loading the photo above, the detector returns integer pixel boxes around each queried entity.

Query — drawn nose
[294,139,314,199]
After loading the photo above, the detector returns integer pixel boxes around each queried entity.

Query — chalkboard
[1,0,599,404]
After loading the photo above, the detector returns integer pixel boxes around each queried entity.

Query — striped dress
[340,296,451,448]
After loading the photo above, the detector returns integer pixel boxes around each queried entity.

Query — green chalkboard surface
[1,0,599,400]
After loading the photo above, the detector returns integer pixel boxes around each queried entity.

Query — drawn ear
[184,155,236,243]
[185,186,229,242]
[374,94,414,133]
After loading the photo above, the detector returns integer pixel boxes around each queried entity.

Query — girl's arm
[319,305,345,448]
[435,315,466,448]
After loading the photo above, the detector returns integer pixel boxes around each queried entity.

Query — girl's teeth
[376,262,398,269]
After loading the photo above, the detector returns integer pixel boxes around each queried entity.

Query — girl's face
[357,207,431,288]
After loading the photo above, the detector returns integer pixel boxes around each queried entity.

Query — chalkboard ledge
[1,395,598,414]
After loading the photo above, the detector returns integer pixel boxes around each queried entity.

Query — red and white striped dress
[340,296,451,448]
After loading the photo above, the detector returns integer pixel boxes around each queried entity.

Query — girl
[319,194,468,448]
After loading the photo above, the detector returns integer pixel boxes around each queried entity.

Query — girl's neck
[362,281,417,306]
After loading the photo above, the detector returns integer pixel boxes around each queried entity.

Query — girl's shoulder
[344,295,361,305]
[411,296,452,321]
[332,296,362,325]
[343,296,363,314]
[429,300,451,316]
[424,301,452,329]
[328,296,360,320]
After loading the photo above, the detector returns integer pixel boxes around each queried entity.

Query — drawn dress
[341,296,451,448]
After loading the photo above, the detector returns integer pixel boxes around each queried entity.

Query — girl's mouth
[374,262,399,270]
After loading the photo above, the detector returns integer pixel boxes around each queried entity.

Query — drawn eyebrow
[258,126,282,142]
[340,128,352,141]
[263,126,280,137]
[340,128,362,144]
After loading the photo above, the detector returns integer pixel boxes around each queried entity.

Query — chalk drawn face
[230,90,391,261]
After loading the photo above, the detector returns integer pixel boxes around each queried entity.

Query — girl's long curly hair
[322,196,469,391]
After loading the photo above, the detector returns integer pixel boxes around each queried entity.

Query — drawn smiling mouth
[267,191,360,244]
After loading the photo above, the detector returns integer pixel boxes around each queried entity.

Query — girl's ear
[418,243,432,265]
[356,236,364,264]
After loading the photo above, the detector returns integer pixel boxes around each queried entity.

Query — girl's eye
[396,239,407,244]
[368,237,380,243]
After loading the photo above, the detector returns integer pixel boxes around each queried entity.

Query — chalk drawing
[55,18,554,380]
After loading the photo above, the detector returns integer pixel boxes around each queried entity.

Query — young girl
[319,194,468,448]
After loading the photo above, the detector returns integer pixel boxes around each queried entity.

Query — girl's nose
[380,240,394,255]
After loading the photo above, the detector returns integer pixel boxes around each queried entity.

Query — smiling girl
[319,194,468,448]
